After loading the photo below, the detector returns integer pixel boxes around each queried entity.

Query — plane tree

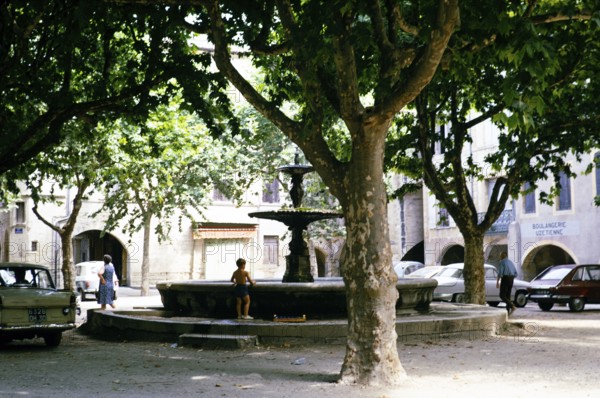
[95,99,293,295]
[16,124,112,291]
[94,102,220,295]
[10,0,597,388]
[387,0,600,304]
[2,1,456,382]
[176,0,460,385]
[0,0,231,176]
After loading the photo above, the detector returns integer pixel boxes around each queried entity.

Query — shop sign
[522,221,579,238]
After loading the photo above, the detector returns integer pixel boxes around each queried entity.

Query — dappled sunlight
[190,375,211,381]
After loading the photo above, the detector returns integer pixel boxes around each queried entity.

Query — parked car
[76,260,118,301]
[0,262,77,346]
[405,265,444,279]
[394,261,425,278]
[527,264,600,312]
[432,263,530,307]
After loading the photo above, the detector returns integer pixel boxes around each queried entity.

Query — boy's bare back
[231,268,251,285]
[231,258,255,286]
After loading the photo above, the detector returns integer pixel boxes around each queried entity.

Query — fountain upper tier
[248,208,342,228]
[250,158,342,282]
[277,164,314,174]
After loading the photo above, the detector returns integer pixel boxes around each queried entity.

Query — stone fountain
[248,160,342,282]
[156,157,436,319]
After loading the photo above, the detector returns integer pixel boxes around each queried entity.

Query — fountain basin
[156,277,437,319]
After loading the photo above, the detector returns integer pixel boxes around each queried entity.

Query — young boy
[230,258,256,319]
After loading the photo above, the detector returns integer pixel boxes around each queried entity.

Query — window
[432,124,447,155]
[556,171,572,211]
[262,179,280,203]
[438,207,450,227]
[212,188,229,202]
[263,236,279,265]
[523,182,536,214]
[15,201,25,224]
[572,267,584,281]
[595,152,600,196]
[31,241,38,252]
[588,266,600,281]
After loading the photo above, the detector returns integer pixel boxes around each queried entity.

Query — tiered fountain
[248,159,342,282]
[156,158,436,319]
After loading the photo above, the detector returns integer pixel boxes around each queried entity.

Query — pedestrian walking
[97,254,118,310]
[497,252,518,315]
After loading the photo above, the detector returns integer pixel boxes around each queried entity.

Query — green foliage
[0,0,235,175]
[387,0,600,232]
[96,100,220,242]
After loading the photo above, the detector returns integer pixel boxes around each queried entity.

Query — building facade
[421,119,600,280]
[0,179,343,288]
[4,120,598,285]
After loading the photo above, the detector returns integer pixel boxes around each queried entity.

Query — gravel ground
[1,294,599,398]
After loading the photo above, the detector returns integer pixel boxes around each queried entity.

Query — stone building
[4,118,596,285]
[0,179,343,288]
[420,119,600,280]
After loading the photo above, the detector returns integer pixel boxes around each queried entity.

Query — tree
[0,0,231,176]
[387,1,600,303]
[95,102,218,295]
[0,0,240,290]
[13,0,596,387]
[21,124,112,291]
[189,0,460,385]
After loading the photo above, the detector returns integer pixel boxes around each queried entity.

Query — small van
[75,261,119,301]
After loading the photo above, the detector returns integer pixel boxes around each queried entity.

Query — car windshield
[409,267,438,277]
[436,268,462,278]
[405,264,424,274]
[537,266,573,281]
[0,266,55,289]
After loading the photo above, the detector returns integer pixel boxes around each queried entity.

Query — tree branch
[330,8,364,132]
[206,0,299,137]
[371,0,459,121]
[32,204,62,234]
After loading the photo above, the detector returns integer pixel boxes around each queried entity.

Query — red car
[527,264,600,312]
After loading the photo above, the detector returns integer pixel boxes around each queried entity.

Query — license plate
[28,308,47,322]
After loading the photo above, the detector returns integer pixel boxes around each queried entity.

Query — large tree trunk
[462,232,486,304]
[336,126,406,385]
[60,233,75,291]
[33,183,88,291]
[140,212,152,296]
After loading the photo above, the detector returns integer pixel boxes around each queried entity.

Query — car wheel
[514,291,528,308]
[43,332,62,347]
[568,297,585,312]
[538,302,554,311]
[452,293,465,303]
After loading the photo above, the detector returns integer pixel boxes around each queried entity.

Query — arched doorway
[441,244,464,265]
[522,244,576,281]
[486,244,507,266]
[72,230,128,286]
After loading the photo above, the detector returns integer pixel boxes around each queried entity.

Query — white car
[393,261,425,278]
[75,261,118,301]
[433,263,530,307]
[405,265,443,279]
